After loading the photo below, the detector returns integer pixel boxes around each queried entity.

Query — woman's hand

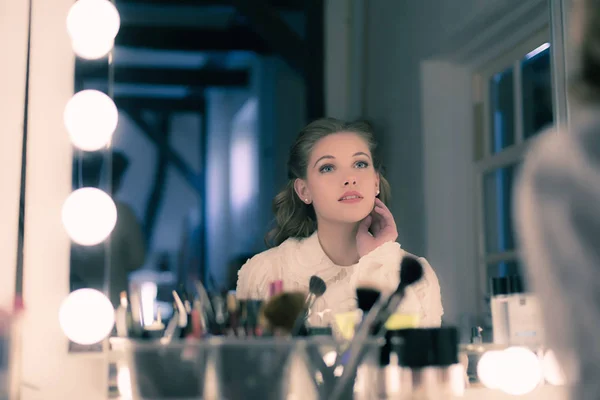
[356,198,398,258]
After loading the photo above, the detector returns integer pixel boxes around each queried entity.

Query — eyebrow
[313,152,371,168]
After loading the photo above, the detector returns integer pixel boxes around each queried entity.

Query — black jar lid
[491,277,510,296]
[508,275,524,294]
[397,327,459,368]
[380,329,405,366]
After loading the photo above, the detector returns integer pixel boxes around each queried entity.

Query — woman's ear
[293,178,311,204]
[375,173,381,196]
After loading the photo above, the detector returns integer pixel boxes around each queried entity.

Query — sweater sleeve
[353,241,403,294]
[235,252,280,300]
[413,257,444,327]
[354,242,444,327]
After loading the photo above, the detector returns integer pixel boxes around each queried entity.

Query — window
[474,29,554,294]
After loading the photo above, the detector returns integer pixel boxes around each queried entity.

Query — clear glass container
[111,336,384,400]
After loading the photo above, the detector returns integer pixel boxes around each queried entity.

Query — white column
[0,0,30,311]
[421,61,478,339]
[19,0,107,399]
[325,0,366,120]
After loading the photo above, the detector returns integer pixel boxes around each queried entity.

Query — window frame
[473,28,551,295]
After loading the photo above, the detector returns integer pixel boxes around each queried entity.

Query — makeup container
[398,327,464,400]
[506,275,544,346]
[269,280,283,297]
[490,277,511,345]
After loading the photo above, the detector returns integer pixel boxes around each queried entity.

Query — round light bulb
[62,188,117,246]
[477,350,506,390]
[59,289,115,345]
[64,90,118,151]
[498,347,542,396]
[71,37,115,61]
[542,349,566,386]
[66,0,120,60]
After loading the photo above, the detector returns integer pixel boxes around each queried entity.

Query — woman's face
[294,132,380,225]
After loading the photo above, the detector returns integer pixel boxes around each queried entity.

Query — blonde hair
[265,117,391,247]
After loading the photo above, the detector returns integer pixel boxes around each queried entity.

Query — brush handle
[305,293,317,314]
[371,288,405,336]
[161,311,180,344]
[290,293,318,336]
[328,286,407,400]
[172,291,188,328]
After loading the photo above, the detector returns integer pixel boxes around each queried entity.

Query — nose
[343,177,357,186]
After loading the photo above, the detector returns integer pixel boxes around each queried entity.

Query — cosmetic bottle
[506,275,544,346]
[115,291,131,337]
[490,277,510,344]
[269,280,284,297]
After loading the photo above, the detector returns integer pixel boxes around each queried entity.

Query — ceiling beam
[124,108,203,193]
[115,96,206,112]
[116,25,270,53]
[76,63,250,87]
[231,0,305,76]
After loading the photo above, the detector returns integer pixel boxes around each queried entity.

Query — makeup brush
[226,291,240,337]
[290,276,327,336]
[260,291,306,336]
[372,256,424,336]
[241,300,264,337]
[172,290,188,329]
[329,256,424,400]
[356,284,381,317]
[161,310,180,344]
[194,281,216,326]
[306,275,327,310]
[210,293,227,335]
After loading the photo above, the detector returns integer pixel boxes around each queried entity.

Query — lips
[339,191,363,201]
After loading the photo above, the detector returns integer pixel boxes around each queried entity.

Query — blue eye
[355,160,369,169]
[319,164,334,173]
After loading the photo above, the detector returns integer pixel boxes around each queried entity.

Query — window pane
[521,43,553,139]
[483,164,520,253]
[489,68,515,154]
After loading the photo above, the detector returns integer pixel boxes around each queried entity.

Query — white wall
[205,55,306,289]
[360,0,550,336]
[229,98,260,255]
[0,0,30,311]
[421,62,477,336]
[20,1,107,399]
[205,88,250,286]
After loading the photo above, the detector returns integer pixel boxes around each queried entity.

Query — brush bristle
[400,256,424,286]
[261,291,306,333]
[309,275,327,297]
[356,287,381,312]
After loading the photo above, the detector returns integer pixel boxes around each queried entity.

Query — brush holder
[111,336,383,400]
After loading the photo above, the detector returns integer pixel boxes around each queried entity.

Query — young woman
[236,118,443,328]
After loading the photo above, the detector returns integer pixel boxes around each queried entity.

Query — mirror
[68,0,321,347]
[65,0,567,351]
